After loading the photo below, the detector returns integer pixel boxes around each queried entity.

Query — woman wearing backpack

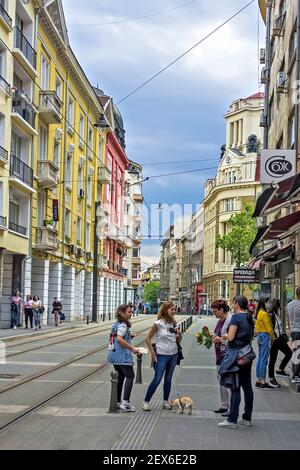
[107,304,140,412]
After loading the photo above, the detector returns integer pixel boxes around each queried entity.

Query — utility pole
[92,201,101,322]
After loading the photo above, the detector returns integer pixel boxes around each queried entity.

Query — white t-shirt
[117,323,128,337]
[287,300,300,332]
[154,319,178,356]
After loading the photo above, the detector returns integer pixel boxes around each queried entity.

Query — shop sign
[260,150,296,184]
[233,269,256,284]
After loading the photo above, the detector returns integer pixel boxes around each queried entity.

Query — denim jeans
[256,332,271,380]
[228,362,253,424]
[145,353,178,402]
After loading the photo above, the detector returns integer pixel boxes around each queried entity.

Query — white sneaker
[13,326,17,330]
[119,401,136,412]
[217,419,237,429]
[238,419,252,426]
[162,401,172,410]
[142,401,151,411]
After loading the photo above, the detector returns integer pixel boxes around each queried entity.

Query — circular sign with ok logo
[265,155,293,178]
[261,150,296,184]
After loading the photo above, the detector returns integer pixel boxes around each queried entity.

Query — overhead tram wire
[68,0,199,27]
[116,0,256,105]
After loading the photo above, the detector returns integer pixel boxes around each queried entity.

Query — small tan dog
[170,396,193,415]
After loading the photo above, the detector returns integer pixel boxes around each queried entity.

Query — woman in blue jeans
[142,302,182,411]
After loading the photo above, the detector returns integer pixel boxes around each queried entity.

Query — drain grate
[0,374,20,379]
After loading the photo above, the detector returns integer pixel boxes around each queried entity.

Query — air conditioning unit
[55,128,63,143]
[86,251,93,261]
[77,247,83,257]
[264,263,276,279]
[276,71,288,92]
[79,188,85,198]
[260,112,268,128]
[89,167,94,177]
[273,15,285,36]
[69,143,75,154]
[68,244,77,255]
[79,156,86,168]
[260,48,266,64]
[261,67,270,84]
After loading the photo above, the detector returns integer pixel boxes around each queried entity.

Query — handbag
[59,311,65,321]
[237,348,256,367]
[177,342,184,365]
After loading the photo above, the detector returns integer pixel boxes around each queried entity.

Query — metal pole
[135,353,143,384]
[263,1,272,149]
[108,370,119,413]
[92,201,101,322]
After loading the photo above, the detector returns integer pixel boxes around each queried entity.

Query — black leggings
[25,308,33,328]
[268,338,292,379]
[113,365,135,402]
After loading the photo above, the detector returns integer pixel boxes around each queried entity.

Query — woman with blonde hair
[142,301,182,411]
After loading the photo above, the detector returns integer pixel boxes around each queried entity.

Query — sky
[62,0,264,268]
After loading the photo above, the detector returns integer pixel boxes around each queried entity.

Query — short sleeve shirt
[117,323,129,338]
[154,319,178,356]
[228,312,253,349]
[287,300,300,332]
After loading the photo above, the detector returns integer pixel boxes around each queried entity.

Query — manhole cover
[0,374,20,379]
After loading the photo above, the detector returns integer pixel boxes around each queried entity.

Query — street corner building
[0,0,144,328]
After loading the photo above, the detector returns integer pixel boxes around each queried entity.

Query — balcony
[98,255,108,270]
[0,215,7,230]
[0,74,11,96]
[37,161,59,188]
[98,166,111,184]
[215,263,234,273]
[133,193,144,203]
[0,3,12,31]
[0,145,8,164]
[13,26,37,78]
[9,221,27,236]
[39,91,63,124]
[12,92,36,135]
[35,227,58,251]
[132,257,141,265]
[10,154,33,189]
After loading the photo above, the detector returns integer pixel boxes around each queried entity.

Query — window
[76,217,82,244]
[288,109,295,149]
[78,165,83,196]
[65,209,71,237]
[9,201,19,225]
[66,153,72,188]
[11,132,21,158]
[0,112,5,148]
[67,96,74,134]
[53,140,60,168]
[87,126,93,159]
[289,26,297,63]
[55,76,62,99]
[277,133,283,149]
[0,47,6,80]
[79,115,85,148]
[279,0,286,18]
[269,95,275,125]
[38,125,48,160]
[270,38,275,64]
[132,269,138,279]
[227,171,236,184]
[133,248,139,258]
[37,191,46,227]
[87,177,92,205]
[40,54,50,90]
[98,139,103,159]
[86,223,90,251]
[224,198,235,212]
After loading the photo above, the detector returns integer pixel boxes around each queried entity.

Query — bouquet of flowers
[195,326,214,349]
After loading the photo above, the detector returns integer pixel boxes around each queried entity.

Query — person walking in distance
[211,299,232,417]
[33,295,43,330]
[52,297,62,326]
[286,288,300,383]
[218,296,255,428]
[11,290,22,329]
[107,304,140,412]
[142,302,182,411]
[255,298,275,390]
[268,299,292,387]
[24,295,34,329]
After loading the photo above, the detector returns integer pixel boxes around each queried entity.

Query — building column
[1,253,13,329]
[74,270,85,320]
[31,258,49,325]
[48,262,63,325]
[23,258,32,297]
[98,276,104,318]
[63,265,75,321]
[84,271,93,319]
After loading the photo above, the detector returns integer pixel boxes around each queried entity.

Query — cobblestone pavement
[0,316,299,450]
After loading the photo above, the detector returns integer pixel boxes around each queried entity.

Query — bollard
[109,312,111,321]
[184,320,187,332]
[86,315,90,325]
[135,353,143,384]
[103,313,106,322]
[108,370,119,413]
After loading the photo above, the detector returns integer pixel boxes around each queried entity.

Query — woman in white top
[143,302,182,411]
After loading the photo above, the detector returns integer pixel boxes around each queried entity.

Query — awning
[248,258,262,270]
[249,226,269,254]
[253,175,300,217]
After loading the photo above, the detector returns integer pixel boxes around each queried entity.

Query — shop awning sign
[260,150,296,184]
[233,269,256,284]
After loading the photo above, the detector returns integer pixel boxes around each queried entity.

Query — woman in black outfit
[268,299,292,387]
[218,295,255,429]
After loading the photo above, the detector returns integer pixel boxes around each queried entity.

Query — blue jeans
[256,333,271,379]
[145,353,178,402]
[228,362,253,424]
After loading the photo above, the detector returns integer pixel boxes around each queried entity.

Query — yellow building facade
[202,94,263,304]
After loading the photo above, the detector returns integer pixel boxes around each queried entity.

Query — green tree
[144,281,160,303]
[216,203,257,267]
